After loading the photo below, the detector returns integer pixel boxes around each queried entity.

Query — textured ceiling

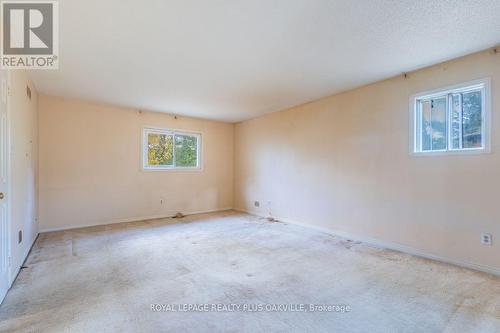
[30,0,500,122]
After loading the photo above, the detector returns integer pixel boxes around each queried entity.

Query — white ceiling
[30,0,500,122]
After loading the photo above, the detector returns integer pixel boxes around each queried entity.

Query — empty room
[0,0,499,332]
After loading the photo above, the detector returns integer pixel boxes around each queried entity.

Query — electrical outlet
[254,201,260,208]
[481,233,492,246]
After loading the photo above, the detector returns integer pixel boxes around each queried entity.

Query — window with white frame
[143,128,201,169]
[411,79,490,154]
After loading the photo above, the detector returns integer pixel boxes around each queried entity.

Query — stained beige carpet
[0,211,499,332]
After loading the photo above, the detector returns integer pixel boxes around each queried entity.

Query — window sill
[410,148,491,157]
[142,166,203,172]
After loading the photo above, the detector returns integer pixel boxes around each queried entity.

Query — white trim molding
[39,207,233,233]
[235,208,500,277]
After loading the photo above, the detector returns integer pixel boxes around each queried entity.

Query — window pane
[420,100,431,151]
[430,97,447,150]
[175,134,198,167]
[462,90,482,148]
[413,81,488,154]
[147,133,173,166]
[451,94,461,149]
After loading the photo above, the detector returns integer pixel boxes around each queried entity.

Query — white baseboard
[235,208,500,277]
[39,207,233,233]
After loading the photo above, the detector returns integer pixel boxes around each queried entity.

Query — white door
[0,69,10,304]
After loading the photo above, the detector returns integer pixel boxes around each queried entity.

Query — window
[410,78,490,155]
[143,128,200,170]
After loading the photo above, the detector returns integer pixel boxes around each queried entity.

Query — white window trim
[142,127,202,171]
[409,78,491,156]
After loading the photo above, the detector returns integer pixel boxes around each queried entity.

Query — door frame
[0,69,12,303]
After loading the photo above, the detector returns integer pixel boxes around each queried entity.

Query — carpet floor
[0,211,499,332]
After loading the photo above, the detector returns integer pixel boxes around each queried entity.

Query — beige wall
[10,70,38,280]
[234,49,500,272]
[38,95,233,231]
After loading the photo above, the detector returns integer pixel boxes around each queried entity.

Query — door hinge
[1,80,6,103]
